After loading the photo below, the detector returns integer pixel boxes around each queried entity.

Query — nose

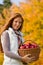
[17,22,20,26]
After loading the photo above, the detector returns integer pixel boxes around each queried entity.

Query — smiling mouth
[15,26,20,29]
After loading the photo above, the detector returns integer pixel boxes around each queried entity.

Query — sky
[0,0,26,5]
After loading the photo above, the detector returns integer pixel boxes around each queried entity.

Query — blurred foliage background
[0,0,43,65]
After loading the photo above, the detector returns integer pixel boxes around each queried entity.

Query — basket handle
[23,40,36,44]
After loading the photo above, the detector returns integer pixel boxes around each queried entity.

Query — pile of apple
[19,42,38,49]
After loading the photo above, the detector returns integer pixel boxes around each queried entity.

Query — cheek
[19,24,22,27]
[12,22,16,26]
[12,22,16,28]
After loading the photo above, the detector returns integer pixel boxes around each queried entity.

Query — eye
[15,21,18,23]
[19,21,22,24]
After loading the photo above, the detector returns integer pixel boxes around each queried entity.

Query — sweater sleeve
[1,31,22,61]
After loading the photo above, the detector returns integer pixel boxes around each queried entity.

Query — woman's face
[12,17,22,31]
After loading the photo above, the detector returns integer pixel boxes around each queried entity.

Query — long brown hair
[0,13,24,35]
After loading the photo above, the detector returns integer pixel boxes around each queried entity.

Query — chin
[14,28,19,31]
[13,27,19,31]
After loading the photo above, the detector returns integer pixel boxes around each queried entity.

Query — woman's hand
[21,54,36,63]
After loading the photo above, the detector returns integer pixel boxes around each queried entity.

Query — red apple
[25,45,29,49]
[20,45,26,49]
[30,45,34,48]
[32,43,38,48]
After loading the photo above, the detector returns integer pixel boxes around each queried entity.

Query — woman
[1,13,36,65]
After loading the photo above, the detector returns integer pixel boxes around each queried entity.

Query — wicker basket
[18,40,40,57]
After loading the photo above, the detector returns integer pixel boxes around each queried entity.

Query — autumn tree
[3,0,12,8]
